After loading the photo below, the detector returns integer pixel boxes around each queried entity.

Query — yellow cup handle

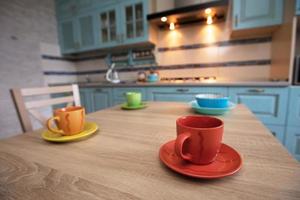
[46,116,64,134]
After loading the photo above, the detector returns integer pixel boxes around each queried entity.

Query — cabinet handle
[176,88,189,92]
[247,88,265,93]
[235,15,238,27]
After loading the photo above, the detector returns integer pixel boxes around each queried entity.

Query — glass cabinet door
[98,7,118,46]
[122,0,146,43]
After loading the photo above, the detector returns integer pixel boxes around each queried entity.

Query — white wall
[0,0,58,138]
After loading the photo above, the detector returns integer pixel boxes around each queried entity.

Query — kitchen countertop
[0,102,299,199]
[75,80,290,87]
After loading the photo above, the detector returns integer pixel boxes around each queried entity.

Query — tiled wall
[156,22,271,81]
[42,19,272,83]
[0,0,58,138]
[41,43,78,84]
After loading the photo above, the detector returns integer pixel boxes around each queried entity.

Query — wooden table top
[0,102,299,200]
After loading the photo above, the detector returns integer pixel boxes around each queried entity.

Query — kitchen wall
[52,19,271,83]
[0,0,58,138]
[156,21,271,82]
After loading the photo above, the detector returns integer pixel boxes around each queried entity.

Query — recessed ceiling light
[205,8,212,15]
[161,16,167,22]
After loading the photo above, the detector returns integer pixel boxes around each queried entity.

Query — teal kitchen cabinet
[287,87,300,126]
[265,124,285,144]
[58,13,96,54]
[55,0,78,20]
[95,4,121,48]
[119,0,150,45]
[58,19,78,54]
[77,14,96,51]
[79,88,112,113]
[285,127,300,161]
[232,0,283,30]
[90,88,112,111]
[147,87,228,102]
[56,0,154,53]
[56,0,95,20]
[297,0,300,15]
[112,87,147,105]
[285,87,300,161]
[228,87,288,125]
[79,88,93,113]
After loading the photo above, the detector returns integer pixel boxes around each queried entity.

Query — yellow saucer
[42,122,98,142]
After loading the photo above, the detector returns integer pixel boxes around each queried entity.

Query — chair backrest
[11,84,81,133]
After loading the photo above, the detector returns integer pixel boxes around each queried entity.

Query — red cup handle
[175,133,192,161]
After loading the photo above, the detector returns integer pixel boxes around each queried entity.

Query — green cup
[126,92,142,107]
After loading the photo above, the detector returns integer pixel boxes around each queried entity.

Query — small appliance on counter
[106,63,121,84]
[147,70,160,82]
[137,71,147,82]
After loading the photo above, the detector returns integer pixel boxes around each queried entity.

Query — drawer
[285,126,300,161]
[287,87,300,126]
[228,87,288,125]
[147,87,228,102]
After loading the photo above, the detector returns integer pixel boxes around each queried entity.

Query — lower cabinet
[285,127,300,161]
[147,87,228,102]
[228,87,288,125]
[91,88,112,111]
[80,88,112,113]
[287,87,300,126]
[265,124,285,144]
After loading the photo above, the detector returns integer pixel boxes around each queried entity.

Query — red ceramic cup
[175,115,224,165]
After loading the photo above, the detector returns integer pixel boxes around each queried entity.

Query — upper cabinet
[96,4,121,48]
[297,0,300,15]
[56,0,154,54]
[120,0,148,45]
[232,0,283,30]
[57,13,96,54]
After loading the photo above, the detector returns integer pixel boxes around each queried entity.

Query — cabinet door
[147,87,228,102]
[120,0,148,44]
[229,87,288,125]
[78,14,96,50]
[112,87,147,105]
[285,127,300,161]
[96,5,121,47]
[56,0,77,19]
[297,0,300,15]
[58,19,78,53]
[233,0,283,30]
[90,88,112,111]
[265,124,285,144]
[79,89,93,113]
[287,87,300,126]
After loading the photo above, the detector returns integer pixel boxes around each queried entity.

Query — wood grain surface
[0,102,299,200]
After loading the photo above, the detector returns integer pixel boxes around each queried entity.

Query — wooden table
[0,102,300,200]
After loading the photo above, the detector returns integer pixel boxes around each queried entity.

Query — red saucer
[159,140,242,179]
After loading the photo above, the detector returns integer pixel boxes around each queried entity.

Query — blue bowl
[195,94,229,108]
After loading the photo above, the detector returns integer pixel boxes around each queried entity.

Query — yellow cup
[46,106,85,135]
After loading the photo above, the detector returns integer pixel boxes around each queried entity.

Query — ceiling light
[161,16,167,22]
[205,8,212,15]
[169,22,175,30]
[206,15,213,25]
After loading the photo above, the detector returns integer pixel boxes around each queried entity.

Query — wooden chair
[11,84,81,133]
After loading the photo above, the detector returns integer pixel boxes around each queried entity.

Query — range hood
[147,0,228,29]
